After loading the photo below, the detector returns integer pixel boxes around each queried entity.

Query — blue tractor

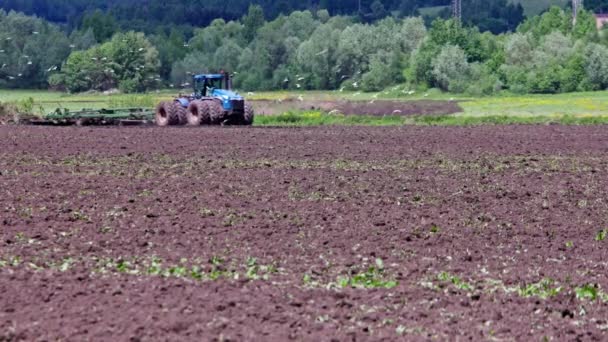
[155,72,254,126]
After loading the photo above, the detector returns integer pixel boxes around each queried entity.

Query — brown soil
[251,98,462,116]
[1,125,608,340]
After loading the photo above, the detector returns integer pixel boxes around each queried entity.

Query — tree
[0,10,71,89]
[584,43,608,89]
[242,5,265,43]
[573,9,598,40]
[399,17,427,55]
[81,10,117,43]
[431,44,471,92]
[57,31,160,93]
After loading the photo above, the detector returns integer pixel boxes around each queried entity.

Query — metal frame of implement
[32,108,156,126]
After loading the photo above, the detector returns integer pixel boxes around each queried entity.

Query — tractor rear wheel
[208,101,225,125]
[187,100,210,126]
[243,104,254,126]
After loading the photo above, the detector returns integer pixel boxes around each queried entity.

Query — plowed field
[1,126,608,340]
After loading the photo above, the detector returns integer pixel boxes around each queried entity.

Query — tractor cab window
[204,78,223,96]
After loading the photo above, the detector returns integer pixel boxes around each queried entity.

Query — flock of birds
[0,31,170,83]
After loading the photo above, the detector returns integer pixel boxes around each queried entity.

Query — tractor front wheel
[208,101,225,125]
[243,104,254,126]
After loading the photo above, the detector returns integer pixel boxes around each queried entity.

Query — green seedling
[595,229,607,242]
[575,284,599,301]
[338,259,398,289]
[517,278,562,299]
[437,272,473,291]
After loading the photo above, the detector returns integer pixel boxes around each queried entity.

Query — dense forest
[0,0,534,33]
[1,1,608,95]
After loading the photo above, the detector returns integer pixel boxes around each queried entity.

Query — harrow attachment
[30,108,156,126]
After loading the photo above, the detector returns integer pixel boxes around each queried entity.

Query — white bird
[5,37,12,40]
[184,43,190,47]
[296,83,301,88]
[283,77,289,83]
[8,76,14,79]
[408,90,415,95]
[138,48,144,52]
[1,63,6,68]
[424,93,429,97]
[315,49,328,56]
[32,31,39,35]
[169,84,174,87]
[297,95,304,102]
[17,73,22,77]
[297,76,305,81]
[369,99,375,104]
[247,92,255,96]
[0,50,5,53]
[101,57,107,61]
[69,44,76,48]
[352,81,358,88]
[339,87,345,92]
[27,61,32,65]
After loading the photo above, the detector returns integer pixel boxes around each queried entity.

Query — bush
[118,78,140,94]
[466,64,502,96]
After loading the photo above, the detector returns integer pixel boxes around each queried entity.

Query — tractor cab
[192,72,233,98]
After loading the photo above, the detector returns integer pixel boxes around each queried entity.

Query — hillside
[510,0,569,16]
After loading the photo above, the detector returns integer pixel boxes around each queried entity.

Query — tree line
[1,4,608,95]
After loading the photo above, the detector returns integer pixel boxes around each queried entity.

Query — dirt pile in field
[252,98,462,116]
[1,125,608,340]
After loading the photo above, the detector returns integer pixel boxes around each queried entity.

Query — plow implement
[30,108,156,126]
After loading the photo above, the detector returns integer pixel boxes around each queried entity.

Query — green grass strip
[253,111,608,127]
